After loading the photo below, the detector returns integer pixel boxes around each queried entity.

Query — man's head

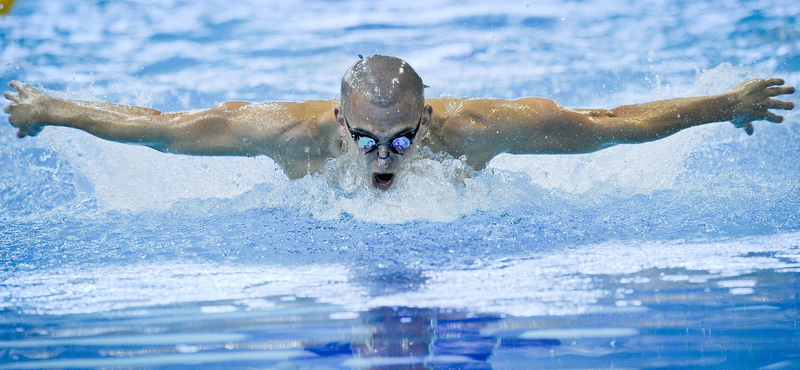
[335,55,432,190]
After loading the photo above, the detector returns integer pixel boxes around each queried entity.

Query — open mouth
[371,173,395,190]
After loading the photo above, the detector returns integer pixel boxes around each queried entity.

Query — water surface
[1,0,799,368]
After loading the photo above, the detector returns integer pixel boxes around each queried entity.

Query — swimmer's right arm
[3,81,338,159]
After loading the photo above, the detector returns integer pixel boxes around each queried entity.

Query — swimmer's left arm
[595,78,795,141]
[434,78,794,164]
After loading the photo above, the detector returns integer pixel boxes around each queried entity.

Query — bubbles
[691,62,756,95]
[231,147,544,223]
[34,128,285,212]
[1,0,797,231]
[11,99,796,233]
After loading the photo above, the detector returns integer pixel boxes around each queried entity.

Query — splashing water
[2,1,799,368]
[6,63,797,229]
[171,147,544,223]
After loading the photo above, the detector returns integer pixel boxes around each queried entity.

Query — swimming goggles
[344,116,421,155]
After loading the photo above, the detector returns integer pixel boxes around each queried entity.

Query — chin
[371,172,395,190]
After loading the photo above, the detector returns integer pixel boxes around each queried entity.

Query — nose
[376,145,391,168]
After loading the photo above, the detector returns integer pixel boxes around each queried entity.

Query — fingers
[9,80,25,91]
[5,81,31,104]
[744,78,781,91]
[764,78,785,87]
[8,81,24,98]
[8,81,40,99]
[730,78,794,134]
[14,124,35,138]
[746,78,792,93]
[15,124,42,138]
[5,89,19,114]
[768,98,794,110]
[767,85,795,97]
[764,112,783,124]
[16,128,39,138]
[5,81,42,139]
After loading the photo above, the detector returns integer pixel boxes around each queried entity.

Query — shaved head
[341,55,424,113]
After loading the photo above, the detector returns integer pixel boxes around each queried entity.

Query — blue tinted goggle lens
[356,136,376,150]
[346,116,420,155]
[355,134,411,153]
[391,136,411,151]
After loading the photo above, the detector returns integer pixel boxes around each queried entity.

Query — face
[335,92,431,190]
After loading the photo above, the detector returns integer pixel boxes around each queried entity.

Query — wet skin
[335,92,432,190]
[4,77,795,192]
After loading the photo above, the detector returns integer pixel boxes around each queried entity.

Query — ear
[418,104,433,139]
[334,105,348,139]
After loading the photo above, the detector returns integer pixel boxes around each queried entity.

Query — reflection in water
[352,307,437,369]
[3,271,798,370]
[350,263,430,297]
[306,306,559,370]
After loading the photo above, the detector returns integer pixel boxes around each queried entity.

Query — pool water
[1,0,799,368]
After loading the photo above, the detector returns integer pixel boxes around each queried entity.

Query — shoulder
[420,96,577,168]
[207,99,341,158]
[424,96,564,135]
[425,97,562,121]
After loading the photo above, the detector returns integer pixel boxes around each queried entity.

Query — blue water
[1,0,799,368]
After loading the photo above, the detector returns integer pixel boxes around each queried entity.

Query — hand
[4,80,48,138]
[728,78,795,135]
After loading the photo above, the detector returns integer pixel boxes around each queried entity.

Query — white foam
[200,305,237,314]
[243,148,541,223]
[42,128,285,211]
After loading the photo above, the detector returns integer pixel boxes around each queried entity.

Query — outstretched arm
[600,78,794,139]
[430,78,794,168]
[4,81,340,177]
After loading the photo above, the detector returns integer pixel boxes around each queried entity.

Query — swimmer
[4,55,795,190]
